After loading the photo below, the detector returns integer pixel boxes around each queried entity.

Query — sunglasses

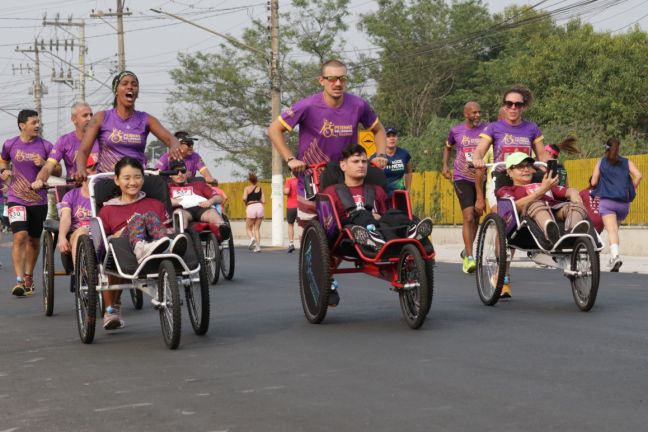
[503,100,526,109]
[173,168,187,174]
[322,75,349,83]
[511,162,533,170]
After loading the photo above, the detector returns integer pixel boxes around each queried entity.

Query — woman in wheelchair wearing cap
[496,152,590,245]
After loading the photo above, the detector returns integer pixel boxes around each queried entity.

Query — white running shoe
[608,255,623,272]
[133,238,171,263]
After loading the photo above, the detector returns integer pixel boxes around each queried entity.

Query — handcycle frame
[475,161,603,311]
[299,162,435,329]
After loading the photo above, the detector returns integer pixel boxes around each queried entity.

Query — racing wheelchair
[298,162,435,329]
[475,162,603,311]
[180,177,235,284]
[74,170,210,349]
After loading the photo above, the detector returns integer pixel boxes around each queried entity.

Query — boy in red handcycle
[298,144,434,329]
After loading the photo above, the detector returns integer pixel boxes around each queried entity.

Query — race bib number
[8,205,27,223]
[78,220,90,228]
[501,145,531,161]
[171,186,194,198]
[463,147,474,163]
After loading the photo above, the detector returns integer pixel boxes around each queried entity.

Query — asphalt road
[1,244,647,431]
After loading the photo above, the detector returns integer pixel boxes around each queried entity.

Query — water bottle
[331,279,339,291]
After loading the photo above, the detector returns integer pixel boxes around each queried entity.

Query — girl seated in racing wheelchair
[98,157,188,330]
[496,152,590,246]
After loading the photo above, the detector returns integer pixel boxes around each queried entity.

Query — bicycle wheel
[186,230,210,335]
[219,215,235,280]
[75,235,98,344]
[570,238,600,312]
[158,260,182,350]
[397,244,431,329]
[42,231,55,316]
[130,288,143,310]
[204,232,221,285]
[475,214,507,306]
[298,221,331,324]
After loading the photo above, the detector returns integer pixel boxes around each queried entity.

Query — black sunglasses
[503,100,526,109]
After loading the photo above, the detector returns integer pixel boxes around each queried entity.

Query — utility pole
[15,41,48,131]
[269,0,284,247]
[150,5,285,246]
[42,14,87,100]
[91,0,131,71]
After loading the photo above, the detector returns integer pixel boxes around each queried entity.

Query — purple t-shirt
[97,108,149,173]
[1,136,54,206]
[279,92,378,193]
[447,122,486,182]
[48,130,99,177]
[156,152,206,178]
[57,187,92,231]
[480,120,543,169]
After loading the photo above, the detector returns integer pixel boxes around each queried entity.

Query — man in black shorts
[442,102,486,273]
[1,109,54,296]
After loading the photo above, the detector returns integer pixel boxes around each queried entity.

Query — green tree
[359,0,495,134]
[166,0,362,178]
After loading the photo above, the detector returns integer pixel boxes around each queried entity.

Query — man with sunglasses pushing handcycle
[268,59,389,305]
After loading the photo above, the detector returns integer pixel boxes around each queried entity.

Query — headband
[111,71,138,94]
[544,144,559,157]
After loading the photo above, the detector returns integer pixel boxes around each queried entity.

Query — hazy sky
[0,0,645,179]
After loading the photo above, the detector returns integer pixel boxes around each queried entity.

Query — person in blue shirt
[380,127,412,197]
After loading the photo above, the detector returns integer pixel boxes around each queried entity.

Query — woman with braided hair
[74,71,182,181]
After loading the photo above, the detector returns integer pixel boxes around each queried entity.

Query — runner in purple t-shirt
[441,102,486,274]
[472,85,546,299]
[32,102,99,188]
[267,59,389,307]
[267,59,389,224]
[57,155,96,267]
[74,71,183,180]
[0,110,54,297]
[156,131,215,182]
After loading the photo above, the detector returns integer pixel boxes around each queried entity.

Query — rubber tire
[570,238,600,312]
[158,260,182,350]
[42,231,55,317]
[205,233,221,285]
[186,230,210,335]
[75,235,98,344]
[130,288,143,310]
[423,258,434,316]
[476,213,507,306]
[299,221,331,324]
[220,215,235,280]
[397,244,431,329]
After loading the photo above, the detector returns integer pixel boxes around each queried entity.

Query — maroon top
[321,183,388,220]
[168,181,217,201]
[99,197,169,237]
[497,183,569,208]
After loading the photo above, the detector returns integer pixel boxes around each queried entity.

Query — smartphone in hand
[546,159,558,177]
